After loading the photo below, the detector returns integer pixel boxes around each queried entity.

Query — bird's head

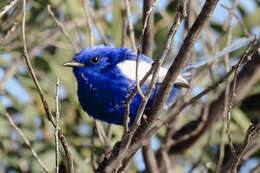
[63,46,136,81]
[64,46,128,70]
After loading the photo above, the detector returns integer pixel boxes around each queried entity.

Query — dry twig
[55,78,60,173]
[47,4,79,53]
[4,113,50,173]
[217,1,238,171]
[231,123,260,173]
[0,0,18,18]
[83,0,94,46]
[124,0,137,51]
[22,1,74,172]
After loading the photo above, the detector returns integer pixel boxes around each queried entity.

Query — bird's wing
[117,60,189,88]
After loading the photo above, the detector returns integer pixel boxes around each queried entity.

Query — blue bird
[63,36,259,125]
[64,46,189,125]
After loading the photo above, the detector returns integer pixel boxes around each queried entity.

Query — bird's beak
[175,75,190,88]
[63,60,85,68]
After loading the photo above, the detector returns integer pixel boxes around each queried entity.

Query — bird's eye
[91,57,100,64]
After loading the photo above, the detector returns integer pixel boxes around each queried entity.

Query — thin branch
[83,0,94,46]
[22,1,74,172]
[217,1,239,171]
[223,0,239,159]
[124,0,137,51]
[147,0,218,124]
[142,143,159,173]
[123,63,157,133]
[55,78,60,173]
[88,6,110,45]
[221,4,250,37]
[47,4,79,53]
[4,113,50,173]
[0,0,18,18]
[121,6,128,47]
[161,150,172,173]
[228,35,260,159]
[95,120,112,152]
[130,0,159,130]
[231,123,260,173]
[0,59,21,94]
[141,1,158,172]
[122,0,158,133]
[215,111,226,173]
[0,22,18,45]
[142,0,154,57]
[221,143,260,172]
[135,0,158,99]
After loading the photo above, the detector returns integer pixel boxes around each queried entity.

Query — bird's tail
[182,36,259,73]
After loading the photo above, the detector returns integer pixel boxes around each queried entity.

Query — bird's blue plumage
[70,46,180,125]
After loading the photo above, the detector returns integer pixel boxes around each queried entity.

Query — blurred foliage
[0,0,260,173]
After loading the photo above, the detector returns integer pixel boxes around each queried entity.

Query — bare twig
[122,0,158,133]
[83,0,94,46]
[124,0,137,51]
[147,0,217,124]
[123,63,157,132]
[88,6,110,45]
[216,111,226,173]
[0,22,18,45]
[128,0,159,131]
[231,123,260,173]
[135,0,158,99]
[55,78,60,173]
[223,0,238,159]
[161,150,172,173]
[142,0,154,57]
[221,4,250,37]
[95,120,112,152]
[22,1,74,172]
[142,143,159,173]
[0,59,21,94]
[216,1,238,171]
[4,113,50,173]
[0,0,18,18]
[141,1,158,172]
[121,6,128,47]
[47,4,79,53]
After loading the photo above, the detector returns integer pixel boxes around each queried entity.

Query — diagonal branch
[148,0,219,124]
[4,113,50,173]
[21,1,74,172]
[0,0,18,18]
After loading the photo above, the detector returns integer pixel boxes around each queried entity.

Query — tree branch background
[0,0,260,173]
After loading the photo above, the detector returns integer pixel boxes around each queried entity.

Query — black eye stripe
[91,57,100,63]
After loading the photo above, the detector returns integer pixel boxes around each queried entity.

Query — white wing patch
[117,60,190,88]
[117,60,167,83]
